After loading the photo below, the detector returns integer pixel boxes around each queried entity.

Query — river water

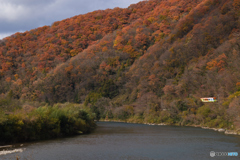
[1,122,240,160]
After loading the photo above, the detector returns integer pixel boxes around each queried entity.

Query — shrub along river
[1,122,240,160]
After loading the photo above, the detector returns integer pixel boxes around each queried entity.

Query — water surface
[1,122,240,160]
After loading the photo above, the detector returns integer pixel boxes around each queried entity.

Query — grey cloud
[1,0,57,6]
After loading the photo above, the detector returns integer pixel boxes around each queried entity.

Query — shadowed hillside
[1,0,240,131]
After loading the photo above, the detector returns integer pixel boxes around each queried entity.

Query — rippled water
[1,122,240,160]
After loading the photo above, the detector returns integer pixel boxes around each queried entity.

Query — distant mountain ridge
[1,0,240,130]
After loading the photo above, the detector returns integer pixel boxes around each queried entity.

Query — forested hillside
[1,0,240,131]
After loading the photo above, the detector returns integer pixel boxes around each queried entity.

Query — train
[200,97,217,102]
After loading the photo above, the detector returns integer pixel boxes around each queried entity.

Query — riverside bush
[0,103,96,144]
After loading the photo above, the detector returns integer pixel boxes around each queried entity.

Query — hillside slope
[0,1,157,95]
[1,0,240,130]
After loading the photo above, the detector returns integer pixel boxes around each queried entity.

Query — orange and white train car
[200,97,217,102]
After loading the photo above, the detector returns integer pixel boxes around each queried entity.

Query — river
[1,122,240,160]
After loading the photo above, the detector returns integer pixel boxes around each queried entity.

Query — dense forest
[0,0,240,138]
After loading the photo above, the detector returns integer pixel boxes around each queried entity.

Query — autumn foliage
[1,0,240,130]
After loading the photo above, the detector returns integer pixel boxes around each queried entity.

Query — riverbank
[2,121,240,160]
[200,126,240,135]
[99,119,240,136]
[0,104,96,145]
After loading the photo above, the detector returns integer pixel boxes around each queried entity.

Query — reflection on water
[1,122,240,160]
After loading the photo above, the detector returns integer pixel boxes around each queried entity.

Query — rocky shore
[0,148,25,156]
[99,120,240,136]
[201,127,240,135]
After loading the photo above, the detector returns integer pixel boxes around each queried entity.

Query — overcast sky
[0,0,142,39]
